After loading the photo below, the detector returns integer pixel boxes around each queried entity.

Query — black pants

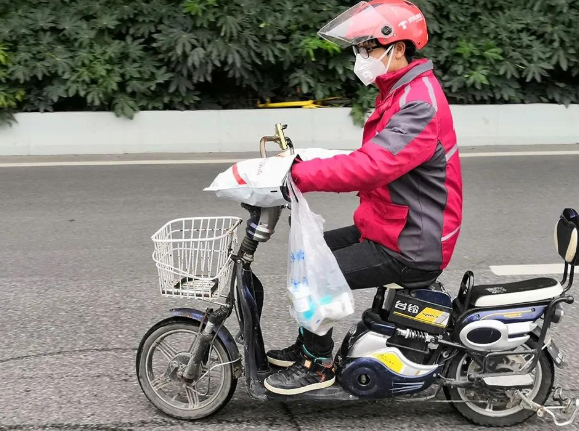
[301,225,441,358]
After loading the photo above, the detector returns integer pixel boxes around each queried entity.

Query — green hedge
[0,0,578,127]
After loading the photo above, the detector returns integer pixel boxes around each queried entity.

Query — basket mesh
[152,217,241,301]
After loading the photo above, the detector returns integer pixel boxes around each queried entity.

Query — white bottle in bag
[288,304,325,333]
[318,292,356,320]
[288,277,327,329]
[288,277,311,313]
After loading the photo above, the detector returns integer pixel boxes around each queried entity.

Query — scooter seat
[471,277,563,307]
[397,273,441,290]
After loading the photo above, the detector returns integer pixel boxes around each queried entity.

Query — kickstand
[516,387,579,427]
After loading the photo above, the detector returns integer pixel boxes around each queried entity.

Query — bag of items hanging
[285,178,355,335]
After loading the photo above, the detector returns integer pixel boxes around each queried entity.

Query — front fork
[182,306,230,381]
[183,205,281,394]
[182,240,275,393]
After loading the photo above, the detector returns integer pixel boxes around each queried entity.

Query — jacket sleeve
[292,100,438,193]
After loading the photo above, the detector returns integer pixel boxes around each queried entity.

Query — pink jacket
[292,59,463,270]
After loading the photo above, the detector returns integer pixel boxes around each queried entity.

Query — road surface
[1,146,578,430]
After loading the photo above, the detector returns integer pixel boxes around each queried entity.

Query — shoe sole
[264,376,336,395]
[267,356,296,368]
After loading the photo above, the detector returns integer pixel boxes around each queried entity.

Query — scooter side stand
[516,387,579,427]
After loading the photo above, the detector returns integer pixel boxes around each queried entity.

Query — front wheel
[443,339,554,427]
[136,318,238,420]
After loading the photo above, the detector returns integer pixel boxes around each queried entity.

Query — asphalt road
[1,148,579,431]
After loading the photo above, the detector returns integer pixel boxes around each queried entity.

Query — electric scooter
[136,124,579,427]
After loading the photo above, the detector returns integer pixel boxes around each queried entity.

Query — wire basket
[152,217,242,302]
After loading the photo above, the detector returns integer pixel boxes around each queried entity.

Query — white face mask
[354,45,395,86]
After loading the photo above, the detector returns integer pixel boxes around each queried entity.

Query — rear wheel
[443,339,554,426]
[136,318,238,420]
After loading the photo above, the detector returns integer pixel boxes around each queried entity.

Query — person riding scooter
[265,0,463,395]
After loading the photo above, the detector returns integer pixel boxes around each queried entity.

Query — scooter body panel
[335,318,439,399]
[339,356,440,398]
[452,304,548,352]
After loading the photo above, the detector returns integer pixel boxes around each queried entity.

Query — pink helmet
[318,0,428,50]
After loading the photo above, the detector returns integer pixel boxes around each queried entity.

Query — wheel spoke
[207,368,222,377]
[150,374,173,392]
[485,400,494,412]
[200,366,217,377]
[203,359,221,370]
[156,339,180,360]
[185,385,200,409]
[521,355,534,372]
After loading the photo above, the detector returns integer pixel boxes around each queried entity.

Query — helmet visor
[317,2,392,48]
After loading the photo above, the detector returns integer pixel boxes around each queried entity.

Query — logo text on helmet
[408,13,424,24]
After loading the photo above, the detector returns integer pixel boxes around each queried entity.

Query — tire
[136,318,238,420]
[443,339,554,427]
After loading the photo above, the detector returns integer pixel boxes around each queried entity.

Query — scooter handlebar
[259,123,294,158]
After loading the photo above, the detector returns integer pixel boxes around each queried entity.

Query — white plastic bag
[286,178,355,335]
[204,156,296,207]
[204,149,352,207]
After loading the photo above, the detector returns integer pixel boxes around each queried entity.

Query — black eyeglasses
[352,45,382,59]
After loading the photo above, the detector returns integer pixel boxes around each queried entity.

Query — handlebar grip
[259,136,276,158]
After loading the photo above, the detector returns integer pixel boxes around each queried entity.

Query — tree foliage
[419,0,579,106]
[0,0,577,127]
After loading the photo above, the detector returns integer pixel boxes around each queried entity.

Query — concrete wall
[0,104,578,155]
